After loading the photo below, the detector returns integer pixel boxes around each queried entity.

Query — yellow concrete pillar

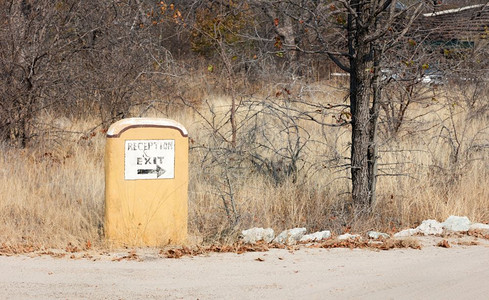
[105,118,188,246]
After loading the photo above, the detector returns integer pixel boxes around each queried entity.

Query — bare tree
[0,0,83,147]
[243,0,425,210]
[0,0,183,146]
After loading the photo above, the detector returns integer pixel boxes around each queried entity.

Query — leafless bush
[184,84,347,233]
[0,0,184,147]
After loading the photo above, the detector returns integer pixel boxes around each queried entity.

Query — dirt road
[1,238,488,299]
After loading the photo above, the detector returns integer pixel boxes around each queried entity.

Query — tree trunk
[368,45,382,208]
[348,0,377,211]
[350,50,372,210]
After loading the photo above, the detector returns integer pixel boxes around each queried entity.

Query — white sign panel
[124,139,175,180]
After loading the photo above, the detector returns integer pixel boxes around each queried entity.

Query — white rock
[416,219,443,235]
[470,223,489,231]
[367,231,390,239]
[338,233,360,241]
[273,228,307,245]
[394,228,418,238]
[442,216,471,232]
[300,230,331,242]
[241,227,275,244]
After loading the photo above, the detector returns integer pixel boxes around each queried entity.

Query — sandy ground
[1,236,489,299]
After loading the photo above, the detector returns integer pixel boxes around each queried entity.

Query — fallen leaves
[0,242,94,260]
[0,243,42,256]
[65,242,79,253]
[162,238,425,259]
[310,239,367,250]
[308,237,422,251]
[468,229,489,239]
[2,230,489,260]
[164,246,195,259]
[376,238,422,250]
[112,250,138,262]
[437,240,451,248]
[162,241,272,259]
[455,240,479,246]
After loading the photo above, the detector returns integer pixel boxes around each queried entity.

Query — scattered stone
[416,219,444,235]
[241,217,481,245]
[470,223,489,231]
[338,233,360,241]
[273,228,307,245]
[442,216,471,232]
[394,228,418,238]
[241,228,275,244]
[367,231,390,239]
[300,230,331,242]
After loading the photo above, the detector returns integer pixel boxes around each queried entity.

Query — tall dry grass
[1,80,488,248]
[0,124,105,248]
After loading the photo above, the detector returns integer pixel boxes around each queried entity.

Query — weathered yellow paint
[105,118,188,246]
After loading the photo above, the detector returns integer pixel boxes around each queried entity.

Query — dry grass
[1,80,488,249]
[0,133,105,248]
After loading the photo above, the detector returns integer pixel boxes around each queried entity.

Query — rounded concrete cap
[107,118,188,137]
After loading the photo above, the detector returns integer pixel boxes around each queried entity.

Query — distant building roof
[413,3,489,42]
[423,4,486,17]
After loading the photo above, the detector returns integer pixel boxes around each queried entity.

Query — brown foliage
[163,241,272,258]
[437,239,451,248]
[162,238,422,259]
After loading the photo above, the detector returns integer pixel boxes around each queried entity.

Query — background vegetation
[0,0,488,248]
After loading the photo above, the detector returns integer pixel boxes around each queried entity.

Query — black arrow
[137,165,166,178]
